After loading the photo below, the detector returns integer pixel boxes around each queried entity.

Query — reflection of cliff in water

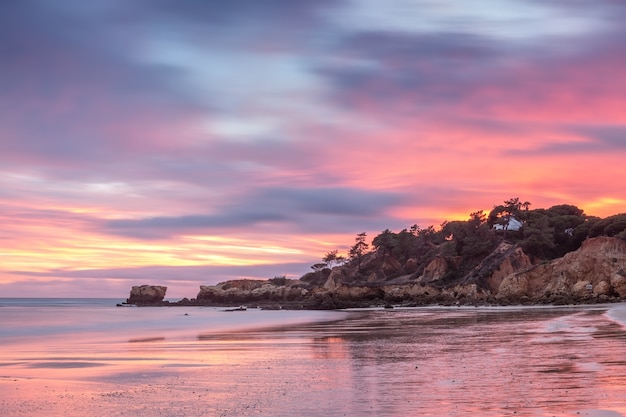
[301,307,626,416]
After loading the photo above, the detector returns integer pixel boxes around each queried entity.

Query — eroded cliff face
[468,243,534,293]
[307,237,626,306]
[196,279,309,304]
[418,257,450,283]
[134,237,626,309]
[497,237,626,303]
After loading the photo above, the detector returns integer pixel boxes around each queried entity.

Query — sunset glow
[1,1,625,297]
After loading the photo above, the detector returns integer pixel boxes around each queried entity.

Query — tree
[394,228,415,260]
[311,263,328,272]
[590,214,626,238]
[372,229,396,261]
[519,212,557,259]
[468,210,487,229]
[441,211,496,259]
[349,232,369,269]
[489,197,528,241]
[504,197,522,213]
[546,205,587,255]
[408,224,441,263]
[323,249,345,268]
[441,220,466,255]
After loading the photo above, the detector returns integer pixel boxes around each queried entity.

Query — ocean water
[0,298,347,344]
[2,300,626,416]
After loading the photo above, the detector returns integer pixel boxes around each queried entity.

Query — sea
[2,299,626,416]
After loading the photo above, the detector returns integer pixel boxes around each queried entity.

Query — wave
[605,303,626,330]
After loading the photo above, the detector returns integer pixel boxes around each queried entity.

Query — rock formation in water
[126,285,167,305]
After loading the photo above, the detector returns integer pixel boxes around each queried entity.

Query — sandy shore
[2,305,626,416]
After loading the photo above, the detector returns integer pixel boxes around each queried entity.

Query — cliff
[196,278,309,304]
[182,237,626,308]
[123,236,626,308]
[496,236,626,304]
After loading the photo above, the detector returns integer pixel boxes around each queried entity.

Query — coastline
[120,294,626,309]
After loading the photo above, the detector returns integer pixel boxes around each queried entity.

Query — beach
[2,300,626,416]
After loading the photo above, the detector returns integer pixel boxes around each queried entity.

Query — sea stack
[126,285,167,305]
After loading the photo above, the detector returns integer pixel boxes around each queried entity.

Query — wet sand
[2,305,626,416]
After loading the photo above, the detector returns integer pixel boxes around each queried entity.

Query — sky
[1,0,625,298]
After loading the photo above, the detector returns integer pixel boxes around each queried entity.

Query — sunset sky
[2,0,625,298]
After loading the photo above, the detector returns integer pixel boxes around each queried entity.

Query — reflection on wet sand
[2,306,626,416]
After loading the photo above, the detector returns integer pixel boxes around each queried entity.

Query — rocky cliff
[196,278,310,304]
[197,237,626,308]
[125,237,626,308]
[496,236,626,304]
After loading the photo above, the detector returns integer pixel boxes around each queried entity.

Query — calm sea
[0,298,347,344]
[2,299,626,416]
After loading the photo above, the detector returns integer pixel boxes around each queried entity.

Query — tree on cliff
[410,224,440,261]
[489,197,527,241]
[349,232,369,270]
[372,229,396,261]
[441,210,496,262]
[394,228,415,260]
[589,213,626,241]
[518,204,588,259]
[311,262,328,272]
[313,198,625,293]
[519,210,557,259]
[323,249,345,268]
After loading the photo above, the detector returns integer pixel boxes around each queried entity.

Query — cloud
[570,126,626,150]
[3,261,319,298]
[498,124,626,156]
[0,2,208,176]
[315,0,626,130]
[3,0,626,297]
[10,262,311,283]
[102,186,405,238]
[318,30,505,110]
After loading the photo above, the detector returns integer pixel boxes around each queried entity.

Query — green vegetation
[349,232,369,270]
[322,249,345,268]
[311,198,626,283]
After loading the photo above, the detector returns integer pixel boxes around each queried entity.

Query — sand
[2,305,626,416]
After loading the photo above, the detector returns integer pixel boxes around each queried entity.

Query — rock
[498,237,626,302]
[381,257,402,276]
[196,285,220,301]
[333,283,384,301]
[404,258,418,274]
[419,257,449,283]
[196,279,309,305]
[132,236,626,308]
[484,246,533,293]
[593,280,611,297]
[323,268,345,290]
[463,243,533,293]
[610,270,626,297]
[571,280,593,297]
[496,274,530,300]
[218,279,266,291]
[126,285,167,304]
